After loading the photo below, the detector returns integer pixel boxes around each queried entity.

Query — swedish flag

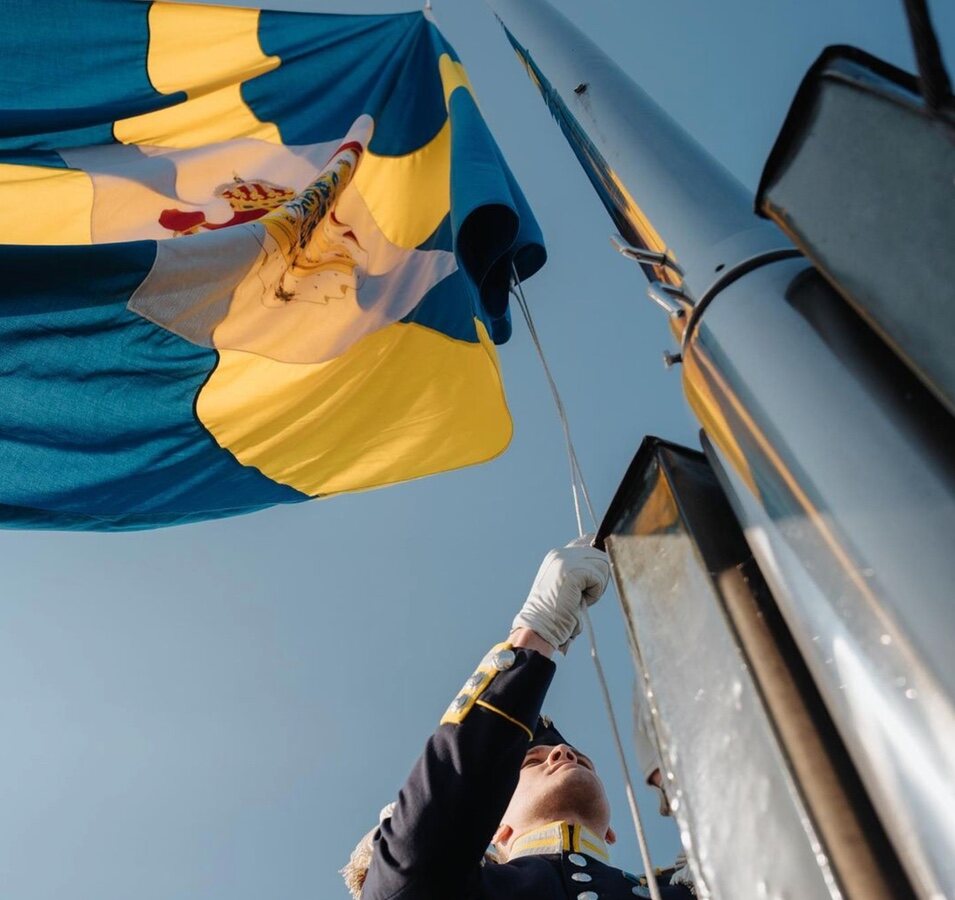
[0,2,544,530]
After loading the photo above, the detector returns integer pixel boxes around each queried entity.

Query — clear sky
[2,1,952,898]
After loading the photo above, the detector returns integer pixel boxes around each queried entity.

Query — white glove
[511,536,611,653]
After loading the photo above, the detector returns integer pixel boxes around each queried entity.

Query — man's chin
[529,770,609,824]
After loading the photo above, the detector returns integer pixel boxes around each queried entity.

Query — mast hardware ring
[680,247,805,350]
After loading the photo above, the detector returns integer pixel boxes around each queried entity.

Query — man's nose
[548,744,578,764]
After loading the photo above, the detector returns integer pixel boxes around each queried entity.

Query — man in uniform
[345,539,696,899]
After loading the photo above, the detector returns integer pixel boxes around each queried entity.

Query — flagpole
[488,2,955,899]
[484,0,789,304]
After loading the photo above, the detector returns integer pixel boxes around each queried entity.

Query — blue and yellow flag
[0,2,544,530]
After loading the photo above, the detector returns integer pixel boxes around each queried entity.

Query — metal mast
[487,2,955,898]
[485,0,789,302]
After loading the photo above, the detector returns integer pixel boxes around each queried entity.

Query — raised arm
[360,539,609,900]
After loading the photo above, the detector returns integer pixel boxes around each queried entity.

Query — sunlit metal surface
[486,0,786,299]
[601,439,841,900]
[689,262,955,899]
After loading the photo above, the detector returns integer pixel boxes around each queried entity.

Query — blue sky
[2,1,952,897]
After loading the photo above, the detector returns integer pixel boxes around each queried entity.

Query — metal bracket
[611,233,685,278]
[647,280,691,318]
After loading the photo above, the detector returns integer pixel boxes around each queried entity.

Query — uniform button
[571,872,592,882]
[450,694,469,711]
[568,853,587,866]
[465,674,484,690]
[491,649,516,671]
[577,892,598,900]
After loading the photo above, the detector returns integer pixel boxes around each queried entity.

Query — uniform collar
[508,821,610,863]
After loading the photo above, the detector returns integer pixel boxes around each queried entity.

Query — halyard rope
[510,266,663,900]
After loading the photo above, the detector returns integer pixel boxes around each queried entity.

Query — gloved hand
[511,536,611,653]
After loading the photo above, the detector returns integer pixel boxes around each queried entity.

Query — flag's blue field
[0,1,544,530]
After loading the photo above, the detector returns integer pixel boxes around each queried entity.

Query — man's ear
[493,824,513,846]
[605,826,617,845]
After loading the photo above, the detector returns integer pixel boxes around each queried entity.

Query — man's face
[499,743,613,843]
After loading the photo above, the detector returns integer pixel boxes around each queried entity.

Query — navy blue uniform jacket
[362,643,693,900]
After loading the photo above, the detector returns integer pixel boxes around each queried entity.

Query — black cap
[529,715,574,750]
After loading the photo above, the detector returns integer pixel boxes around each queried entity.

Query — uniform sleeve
[361,642,556,900]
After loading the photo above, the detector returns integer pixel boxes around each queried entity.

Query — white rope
[510,281,592,534]
[510,267,663,900]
